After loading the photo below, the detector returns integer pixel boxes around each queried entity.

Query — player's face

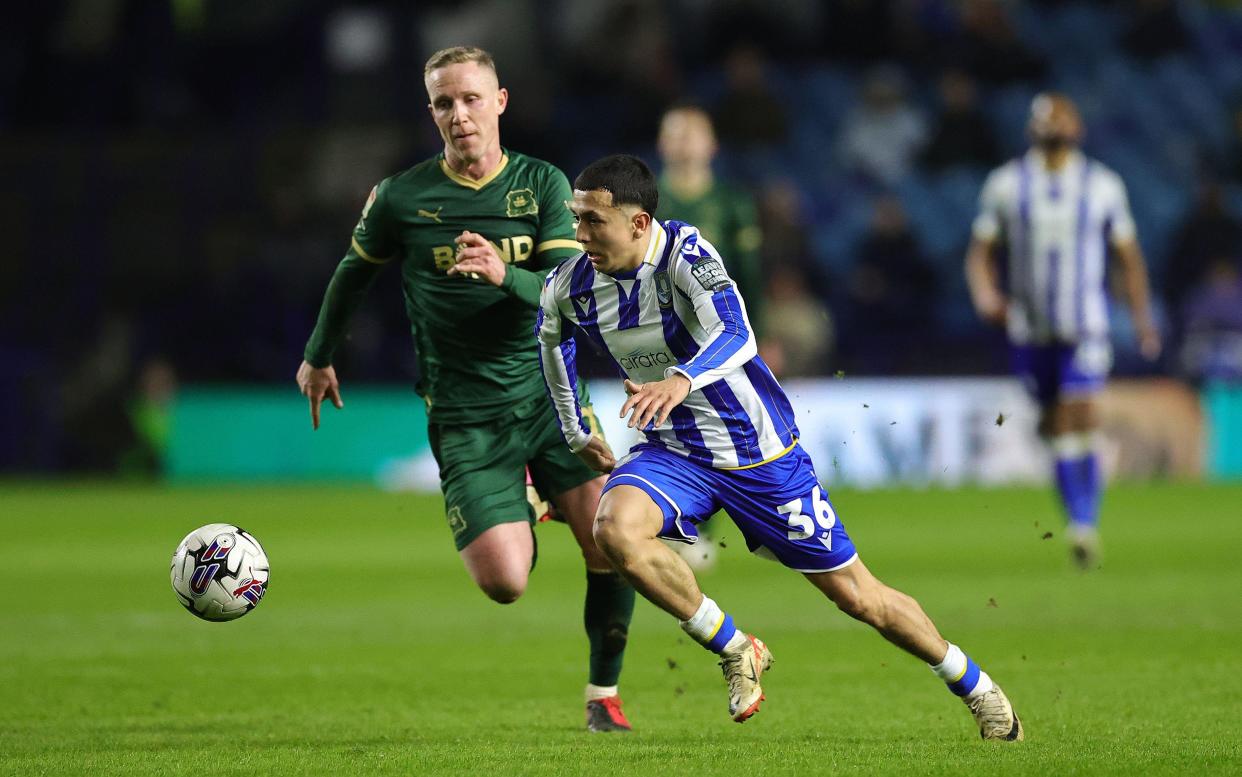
[1028,94,1083,149]
[657,109,717,167]
[570,189,648,275]
[425,62,508,164]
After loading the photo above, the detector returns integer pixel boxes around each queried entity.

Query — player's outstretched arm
[302,239,391,384]
[965,237,1008,327]
[295,361,344,430]
[1113,238,1162,360]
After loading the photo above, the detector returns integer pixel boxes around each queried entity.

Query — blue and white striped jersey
[973,149,1137,345]
[537,220,799,469]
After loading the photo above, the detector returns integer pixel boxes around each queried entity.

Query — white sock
[1053,433,1090,460]
[680,595,722,638]
[585,683,617,702]
[930,643,966,680]
[680,595,744,653]
[972,670,995,698]
[722,630,750,654]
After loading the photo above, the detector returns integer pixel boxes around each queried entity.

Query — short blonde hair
[423,46,497,77]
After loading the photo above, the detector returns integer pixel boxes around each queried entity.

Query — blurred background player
[965,93,1161,569]
[654,104,765,571]
[540,154,1024,741]
[656,104,765,338]
[295,46,636,732]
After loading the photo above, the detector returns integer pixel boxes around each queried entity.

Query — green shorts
[427,395,603,551]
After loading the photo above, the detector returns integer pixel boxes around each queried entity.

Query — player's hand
[576,435,617,474]
[1137,322,1162,361]
[296,360,343,430]
[975,289,1009,327]
[620,374,691,430]
[447,230,507,286]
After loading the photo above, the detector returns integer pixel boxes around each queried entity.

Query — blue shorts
[1010,340,1111,405]
[601,443,858,574]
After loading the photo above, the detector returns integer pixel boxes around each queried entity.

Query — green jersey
[658,177,765,334]
[305,150,582,423]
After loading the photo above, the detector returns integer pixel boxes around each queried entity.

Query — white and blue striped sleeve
[665,239,757,392]
[536,268,593,453]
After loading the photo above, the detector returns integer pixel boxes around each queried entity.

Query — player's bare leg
[807,559,1023,741]
[592,485,702,618]
[593,485,772,722]
[458,521,533,604]
[555,475,613,572]
[806,558,947,663]
[1046,397,1104,569]
[555,476,637,732]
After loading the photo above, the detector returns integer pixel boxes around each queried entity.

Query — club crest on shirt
[505,188,538,217]
[654,271,673,308]
[446,505,467,538]
[689,257,731,292]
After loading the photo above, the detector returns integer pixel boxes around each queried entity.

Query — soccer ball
[170,523,269,622]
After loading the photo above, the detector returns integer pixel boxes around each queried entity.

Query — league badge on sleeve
[690,257,731,293]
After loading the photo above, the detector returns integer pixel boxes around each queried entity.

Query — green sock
[584,570,635,687]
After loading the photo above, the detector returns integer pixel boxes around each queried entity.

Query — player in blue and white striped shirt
[966,94,1161,569]
[539,154,1023,740]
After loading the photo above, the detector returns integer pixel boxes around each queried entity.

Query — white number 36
[778,485,837,549]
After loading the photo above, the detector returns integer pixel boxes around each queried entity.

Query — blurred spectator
[1164,178,1242,310]
[950,0,1047,86]
[561,0,680,147]
[712,45,789,151]
[755,179,814,274]
[838,66,927,185]
[1121,0,1190,62]
[846,196,939,335]
[760,266,834,377]
[919,69,1000,171]
[656,104,765,333]
[1178,258,1242,383]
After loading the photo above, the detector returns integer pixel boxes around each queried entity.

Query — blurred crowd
[4,0,1242,471]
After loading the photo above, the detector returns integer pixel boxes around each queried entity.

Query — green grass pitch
[2,481,1240,776]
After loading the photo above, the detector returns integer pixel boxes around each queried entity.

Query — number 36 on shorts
[778,485,838,549]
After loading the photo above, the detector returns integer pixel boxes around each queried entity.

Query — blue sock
[1053,434,1099,529]
[1080,450,1100,528]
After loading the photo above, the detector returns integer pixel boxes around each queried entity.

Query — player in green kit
[656,105,764,334]
[295,46,636,733]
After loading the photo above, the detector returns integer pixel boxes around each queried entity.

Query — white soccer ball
[170,523,270,622]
